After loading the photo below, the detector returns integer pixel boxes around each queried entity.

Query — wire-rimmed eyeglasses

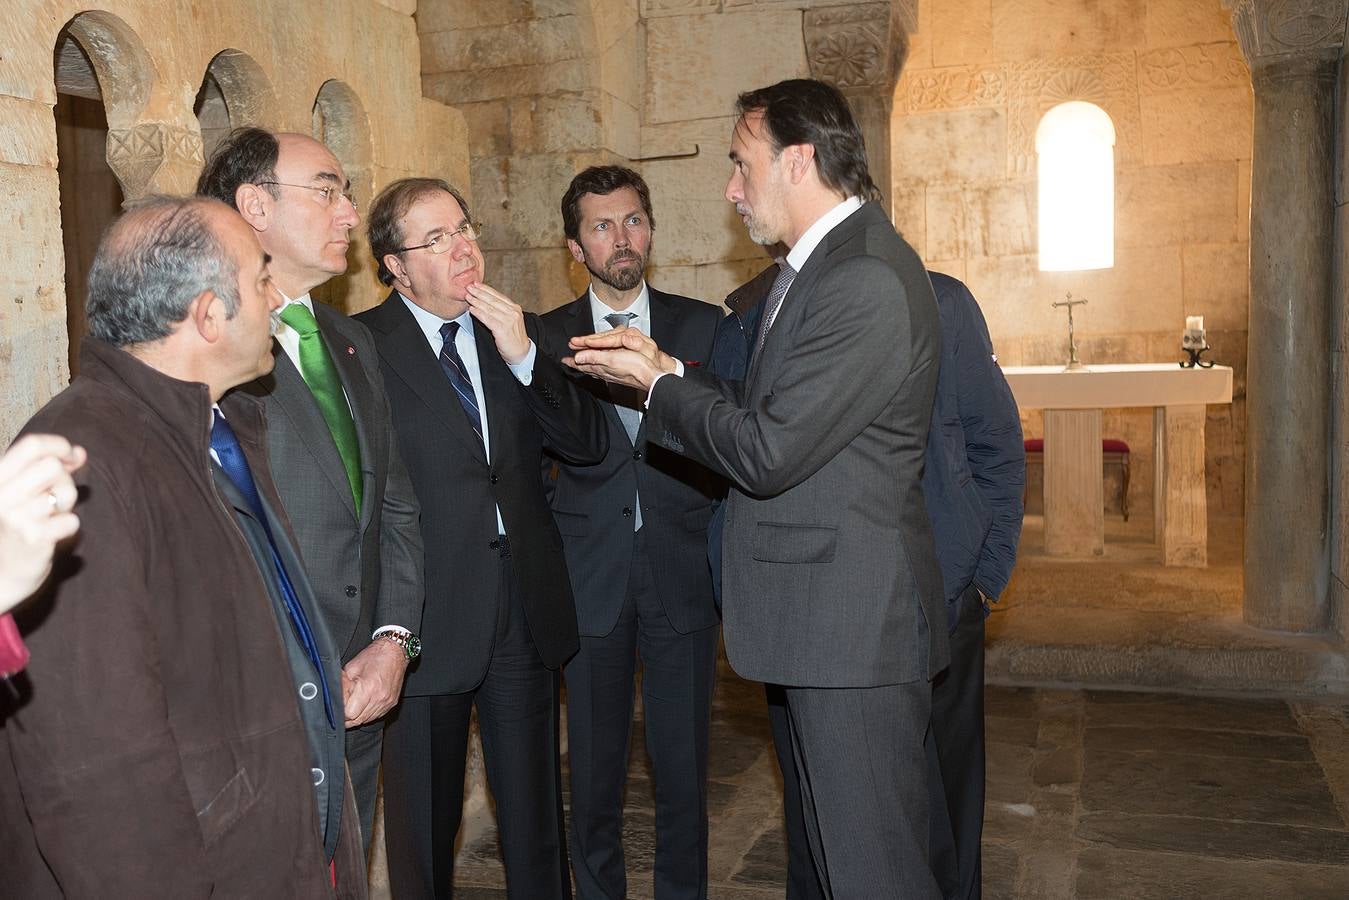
[256,181,358,211]
[397,221,485,254]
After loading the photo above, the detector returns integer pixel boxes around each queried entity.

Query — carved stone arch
[54,11,177,201]
[312,80,374,208]
[311,80,375,311]
[195,49,279,160]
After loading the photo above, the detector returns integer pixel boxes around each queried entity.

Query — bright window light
[1036,101,1115,272]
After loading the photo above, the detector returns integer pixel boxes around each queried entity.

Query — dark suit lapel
[265,348,360,521]
[474,316,517,463]
[315,305,377,528]
[371,294,489,466]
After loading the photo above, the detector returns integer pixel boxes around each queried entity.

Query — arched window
[1036,101,1115,272]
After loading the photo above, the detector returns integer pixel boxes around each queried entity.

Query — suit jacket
[539,288,723,636]
[923,272,1024,630]
[239,302,424,665]
[648,202,949,688]
[1,339,365,899]
[354,292,608,694]
[210,462,349,863]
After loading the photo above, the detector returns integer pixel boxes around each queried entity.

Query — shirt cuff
[508,341,537,385]
[646,360,683,406]
[372,625,412,641]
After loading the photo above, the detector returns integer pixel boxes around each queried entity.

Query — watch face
[405,635,422,660]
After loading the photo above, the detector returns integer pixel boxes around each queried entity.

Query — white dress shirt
[399,293,537,536]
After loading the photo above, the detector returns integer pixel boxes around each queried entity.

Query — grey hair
[86,195,241,347]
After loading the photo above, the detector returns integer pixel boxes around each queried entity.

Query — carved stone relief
[106,123,203,199]
[804,3,895,90]
[1137,42,1249,94]
[1224,0,1346,63]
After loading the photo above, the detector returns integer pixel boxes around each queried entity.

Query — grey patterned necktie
[603,311,643,531]
[752,261,797,365]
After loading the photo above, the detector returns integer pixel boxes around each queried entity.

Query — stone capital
[804,2,912,96]
[1224,0,1347,67]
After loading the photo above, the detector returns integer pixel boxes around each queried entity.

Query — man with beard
[539,166,722,900]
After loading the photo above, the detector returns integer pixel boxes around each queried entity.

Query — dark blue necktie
[439,321,484,447]
[211,411,335,728]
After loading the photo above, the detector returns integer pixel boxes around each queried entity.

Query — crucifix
[1052,293,1089,371]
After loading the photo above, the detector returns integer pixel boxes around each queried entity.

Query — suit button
[632,450,643,460]
[490,474,500,484]
[299,682,318,701]
[622,506,632,518]
[312,768,325,786]
[345,585,358,598]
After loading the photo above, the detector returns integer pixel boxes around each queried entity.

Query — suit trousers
[783,680,939,900]
[564,530,719,900]
[926,586,986,900]
[346,718,385,854]
[382,545,569,900]
[767,683,825,900]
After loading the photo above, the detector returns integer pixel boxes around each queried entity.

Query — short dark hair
[367,178,473,285]
[735,79,879,203]
[196,126,280,208]
[560,165,655,242]
[86,196,241,347]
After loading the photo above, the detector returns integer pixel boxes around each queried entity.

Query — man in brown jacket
[0,196,366,898]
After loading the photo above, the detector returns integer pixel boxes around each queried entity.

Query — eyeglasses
[256,181,358,211]
[397,221,484,254]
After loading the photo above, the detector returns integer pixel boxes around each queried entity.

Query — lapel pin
[347,346,356,355]
[684,360,702,367]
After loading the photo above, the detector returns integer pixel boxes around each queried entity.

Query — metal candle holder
[1180,327,1215,369]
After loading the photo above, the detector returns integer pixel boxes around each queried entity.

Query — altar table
[1001,363,1234,567]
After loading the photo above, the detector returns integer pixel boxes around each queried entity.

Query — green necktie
[280,302,363,511]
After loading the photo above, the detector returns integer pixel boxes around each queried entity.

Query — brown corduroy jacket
[0,339,365,899]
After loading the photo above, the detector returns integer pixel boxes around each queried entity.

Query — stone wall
[419,0,643,313]
[0,0,468,441]
[894,0,1252,518]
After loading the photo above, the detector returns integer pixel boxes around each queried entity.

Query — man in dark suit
[539,166,722,900]
[197,128,425,849]
[712,269,1026,900]
[568,79,948,898]
[357,177,607,899]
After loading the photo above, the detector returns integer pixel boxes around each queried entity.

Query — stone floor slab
[1081,748,1343,827]
[1077,810,1349,865]
[1083,723,1316,761]
[1075,847,1349,899]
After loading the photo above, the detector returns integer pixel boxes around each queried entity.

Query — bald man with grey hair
[0,195,368,898]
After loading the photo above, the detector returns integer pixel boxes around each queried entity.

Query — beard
[588,249,646,292]
[744,213,778,246]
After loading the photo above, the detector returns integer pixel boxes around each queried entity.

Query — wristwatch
[377,630,422,661]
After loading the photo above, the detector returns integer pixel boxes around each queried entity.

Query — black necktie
[211,411,335,728]
[439,321,485,447]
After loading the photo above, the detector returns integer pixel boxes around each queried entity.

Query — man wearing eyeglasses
[356,177,607,898]
[197,128,426,853]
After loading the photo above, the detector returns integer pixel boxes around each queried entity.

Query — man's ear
[566,238,585,265]
[786,144,816,185]
[383,253,411,289]
[188,290,224,343]
[234,183,271,233]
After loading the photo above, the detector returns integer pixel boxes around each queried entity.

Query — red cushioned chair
[1024,437,1131,521]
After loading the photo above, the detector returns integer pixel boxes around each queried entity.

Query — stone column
[804,1,916,209]
[1226,0,1345,632]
